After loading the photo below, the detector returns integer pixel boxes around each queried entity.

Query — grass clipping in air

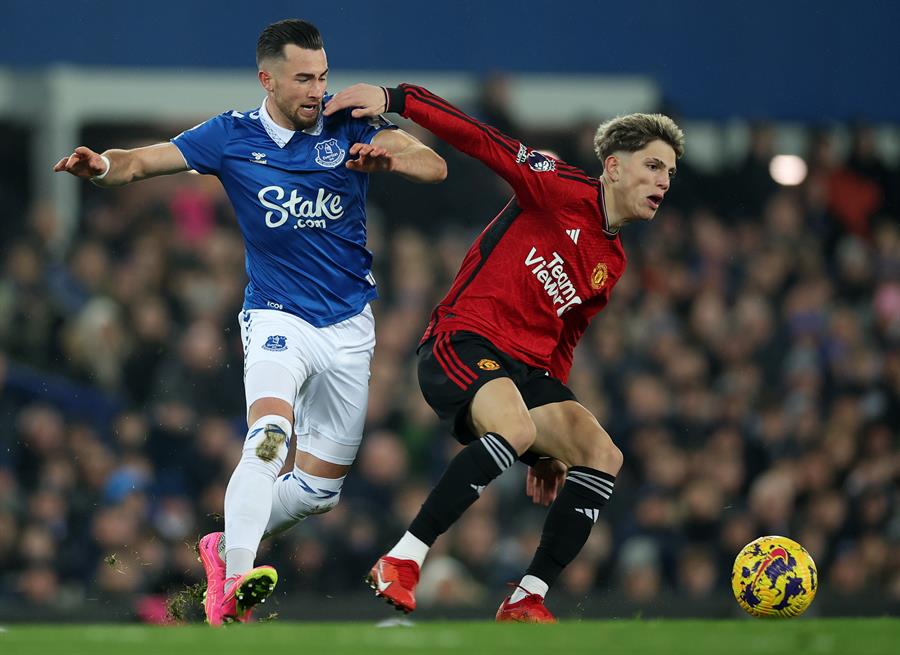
[165,538,208,623]
[166,581,207,623]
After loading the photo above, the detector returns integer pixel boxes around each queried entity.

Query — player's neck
[264,97,296,132]
[599,177,625,230]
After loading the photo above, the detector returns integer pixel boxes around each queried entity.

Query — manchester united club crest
[477,359,501,371]
[591,263,608,289]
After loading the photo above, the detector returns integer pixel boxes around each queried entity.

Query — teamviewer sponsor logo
[524,247,583,316]
[258,186,345,229]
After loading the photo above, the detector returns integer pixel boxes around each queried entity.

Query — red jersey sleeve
[390,84,582,208]
[548,295,607,383]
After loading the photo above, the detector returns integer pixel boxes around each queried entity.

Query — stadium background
[1,0,899,622]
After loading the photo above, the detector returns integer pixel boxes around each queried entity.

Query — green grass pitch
[1,619,897,655]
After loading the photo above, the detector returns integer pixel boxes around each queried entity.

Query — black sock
[409,433,517,545]
[525,466,616,588]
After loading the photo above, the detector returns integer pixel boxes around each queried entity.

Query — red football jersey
[397,84,627,383]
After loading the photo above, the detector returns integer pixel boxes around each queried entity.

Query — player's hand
[323,83,386,118]
[526,457,567,506]
[345,142,394,173]
[53,146,107,178]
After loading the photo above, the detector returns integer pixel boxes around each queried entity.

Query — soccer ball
[731,535,817,618]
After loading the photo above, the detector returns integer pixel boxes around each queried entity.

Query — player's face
[263,45,329,130]
[617,140,677,221]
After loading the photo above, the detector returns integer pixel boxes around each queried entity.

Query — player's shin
[407,432,518,547]
[263,467,344,538]
[223,415,291,579]
[515,466,615,601]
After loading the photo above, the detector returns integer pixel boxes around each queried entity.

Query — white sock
[510,574,549,603]
[225,548,255,583]
[264,468,345,538]
[386,531,430,567]
[223,414,291,578]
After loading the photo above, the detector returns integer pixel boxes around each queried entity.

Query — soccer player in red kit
[324,84,684,622]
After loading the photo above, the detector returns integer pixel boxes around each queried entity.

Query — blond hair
[594,113,685,170]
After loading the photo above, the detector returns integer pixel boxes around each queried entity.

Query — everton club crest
[263,335,288,352]
[314,139,345,168]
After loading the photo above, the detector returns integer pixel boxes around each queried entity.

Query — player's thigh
[294,309,374,468]
[239,309,322,421]
[468,378,536,451]
[248,396,294,426]
[295,451,351,478]
[294,366,369,468]
[529,400,622,471]
[417,332,535,451]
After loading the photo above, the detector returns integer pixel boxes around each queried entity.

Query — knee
[243,414,292,474]
[500,416,537,455]
[570,426,623,474]
[599,438,624,474]
[289,470,343,516]
[302,488,341,515]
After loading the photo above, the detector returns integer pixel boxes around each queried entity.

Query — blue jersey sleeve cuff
[170,137,200,173]
[362,121,398,144]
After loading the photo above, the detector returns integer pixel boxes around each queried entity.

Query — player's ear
[258,69,274,92]
[605,154,621,182]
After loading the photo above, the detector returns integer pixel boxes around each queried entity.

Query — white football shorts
[239,305,375,465]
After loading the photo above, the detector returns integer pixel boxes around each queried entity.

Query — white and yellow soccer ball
[731,535,818,618]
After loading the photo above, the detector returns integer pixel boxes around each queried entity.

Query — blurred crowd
[1,82,899,620]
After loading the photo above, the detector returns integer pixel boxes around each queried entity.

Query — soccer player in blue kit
[54,19,446,625]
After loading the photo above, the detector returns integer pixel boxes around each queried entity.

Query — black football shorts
[417,330,576,447]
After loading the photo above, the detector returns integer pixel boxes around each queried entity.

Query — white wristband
[91,154,111,181]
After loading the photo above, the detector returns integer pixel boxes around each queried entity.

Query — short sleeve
[171,112,232,175]
[349,113,397,145]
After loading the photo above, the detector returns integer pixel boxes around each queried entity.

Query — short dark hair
[256,19,324,66]
[594,113,685,168]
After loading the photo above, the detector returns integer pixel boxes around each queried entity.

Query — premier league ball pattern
[731,536,817,618]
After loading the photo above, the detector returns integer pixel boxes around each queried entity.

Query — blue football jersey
[172,96,395,327]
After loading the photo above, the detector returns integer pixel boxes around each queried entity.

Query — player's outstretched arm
[327,82,560,207]
[362,129,446,183]
[53,143,189,187]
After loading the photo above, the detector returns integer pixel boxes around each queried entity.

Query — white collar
[259,97,324,148]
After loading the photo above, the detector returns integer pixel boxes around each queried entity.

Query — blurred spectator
[676,545,719,599]
[727,123,780,219]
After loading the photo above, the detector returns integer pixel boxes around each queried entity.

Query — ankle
[225,547,255,579]
[224,574,240,595]
[510,574,548,603]
[386,531,429,567]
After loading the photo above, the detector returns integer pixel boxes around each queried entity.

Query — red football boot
[495,590,558,623]
[366,555,420,613]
